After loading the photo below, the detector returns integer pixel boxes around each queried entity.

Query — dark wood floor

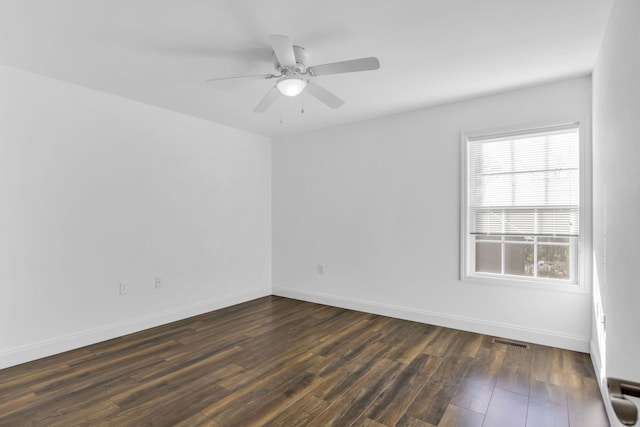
[0,296,609,426]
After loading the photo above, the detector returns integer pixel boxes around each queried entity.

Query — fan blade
[268,35,297,68]
[307,57,380,76]
[205,73,276,84]
[305,82,344,109]
[253,86,280,113]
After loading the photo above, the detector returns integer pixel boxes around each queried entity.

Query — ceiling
[0,0,613,137]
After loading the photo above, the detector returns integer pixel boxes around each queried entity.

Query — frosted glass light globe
[277,76,307,97]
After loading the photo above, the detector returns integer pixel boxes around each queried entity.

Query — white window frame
[460,120,590,293]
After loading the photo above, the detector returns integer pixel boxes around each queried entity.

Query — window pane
[537,245,570,280]
[504,243,534,277]
[475,241,501,273]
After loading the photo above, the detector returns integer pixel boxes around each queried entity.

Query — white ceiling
[0,0,613,137]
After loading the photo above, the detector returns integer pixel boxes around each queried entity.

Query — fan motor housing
[273,45,309,73]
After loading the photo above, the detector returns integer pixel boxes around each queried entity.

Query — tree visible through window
[463,124,580,284]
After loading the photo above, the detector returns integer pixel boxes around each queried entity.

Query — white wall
[273,77,592,351]
[592,0,640,424]
[0,65,271,369]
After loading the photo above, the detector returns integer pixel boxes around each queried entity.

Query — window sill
[461,273,587,294]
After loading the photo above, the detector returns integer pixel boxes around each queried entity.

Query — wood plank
[0,362,71,400]
[423,327,460,357]
[563,350,596,378]
[173,413,219,427]
[29,339,176,394]
[311,342,390,400]
[566,374,610,427]
[359,418,388,427]
[36,399,120,427]
[262,394,329,427]
[531,344,564,386]
[444,330,484,358]
[526,380,569,427]
[306,358,403,426]
[494,344,532,396]
[200,351,321,417]
[363,353,442,426]
[209,370,325,425]
[104,381,229,426]
[402,355,474,425]
[483,387,528,427]
[396,414,437,426]
[451,337,505,414]
[437,404,484,427]
[109,350,244,411]
[0,392,38,418]
[393,324,441,365]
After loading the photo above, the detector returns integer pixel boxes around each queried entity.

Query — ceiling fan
[205,35,380,113]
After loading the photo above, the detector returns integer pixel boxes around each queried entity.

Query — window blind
[467,124,579,236]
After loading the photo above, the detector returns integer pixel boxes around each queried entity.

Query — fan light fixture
[205,35,380,113]
[277,76,306,97]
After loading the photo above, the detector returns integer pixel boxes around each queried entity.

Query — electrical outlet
[119,281,128,295]
[155,277,162,289]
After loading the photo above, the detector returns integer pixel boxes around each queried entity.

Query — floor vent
[491,338,530,349]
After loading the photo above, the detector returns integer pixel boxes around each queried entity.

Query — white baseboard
[273,286,590,353]
[590,339,604,383]
[591,339,623,427]
[0,287,271,370]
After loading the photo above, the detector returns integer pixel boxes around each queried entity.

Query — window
[462,123,581,286]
